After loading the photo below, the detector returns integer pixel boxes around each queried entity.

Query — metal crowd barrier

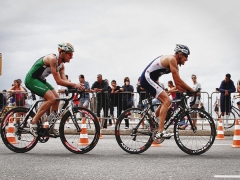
[1,91,239,126]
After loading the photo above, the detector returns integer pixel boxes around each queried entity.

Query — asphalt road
[0,135,240,180]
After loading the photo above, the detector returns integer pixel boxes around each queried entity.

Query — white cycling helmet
[58,43,74,52]
[174,44,190,55]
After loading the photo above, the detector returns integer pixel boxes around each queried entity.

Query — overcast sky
[0,0,239,96]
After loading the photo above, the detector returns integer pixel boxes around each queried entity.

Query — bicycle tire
[174,108,216,155]
[59,107,100,154]
[1,107,39,153]
[223,111,236,129]
[115,108,154,154]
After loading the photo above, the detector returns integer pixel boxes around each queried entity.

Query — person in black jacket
[91,74,109,129]
[108,80,121,127]
[219,73,236,129]
[119,77,134,129]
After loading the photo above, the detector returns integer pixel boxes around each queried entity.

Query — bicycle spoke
[1,107,38,153]
[174,108,216,155]
[59,107,100,154]
[115,108,153,154]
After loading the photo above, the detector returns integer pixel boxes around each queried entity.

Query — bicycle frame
[20,91,81,134]
[134,92,198,135]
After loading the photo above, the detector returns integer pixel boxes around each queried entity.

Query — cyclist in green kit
[24,43,83,137]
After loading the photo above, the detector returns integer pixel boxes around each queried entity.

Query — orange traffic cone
[216,118,225,140]
[6,117,18,144]
[43,121,49,128]
[232,119,240,148]
[151,140,162,147]
[78,117,89,145]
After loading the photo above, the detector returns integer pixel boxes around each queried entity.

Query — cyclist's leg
[25,77,56,125]
[49,89,60,113]
[32,90,56,124]
[156,91,171,133]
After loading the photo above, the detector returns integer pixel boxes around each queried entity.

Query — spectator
[2,89,8,103]
[236,80,240,105]
[109,80,121,127]
[0,90,7,112]
[8,79,25,107]
[17,79,28,100]
[58,74,69,101]
[104,79,112,126]
[213,88,220,118]
[137,77,147,128]
[90,93,97,114]
[167,80,177,100]
[91,74,109,129]
[78,74,91,109]
[167,80,181,111]
[198,102,205,118]
[219,73,236,129]
[119,77,134,129]
[178,116,188,130]
[190,74,201,130]
[131,93,136,108]
[237,79,240,93]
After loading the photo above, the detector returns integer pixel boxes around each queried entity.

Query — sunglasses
[192,77,196,79]
[183,54,188,58]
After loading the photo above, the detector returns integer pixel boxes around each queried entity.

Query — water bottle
[47,112,57,123]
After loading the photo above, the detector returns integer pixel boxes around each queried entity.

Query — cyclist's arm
[47,56,78,88]
[169,57,193,92]
[168,86,178,93]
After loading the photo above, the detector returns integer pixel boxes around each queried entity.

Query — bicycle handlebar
[186,88,201,107]
[65,87,85,101]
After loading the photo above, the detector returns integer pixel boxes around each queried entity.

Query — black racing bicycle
[1,88,100,154]
[222,97,240,129]
[115,90,216,155]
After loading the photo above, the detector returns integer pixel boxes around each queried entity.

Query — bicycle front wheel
[174,108,216,155]
[59,107,100,154]
[115,108,154,154]
[1,107,39,153]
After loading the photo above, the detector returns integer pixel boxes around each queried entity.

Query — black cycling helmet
[174,44,190,55]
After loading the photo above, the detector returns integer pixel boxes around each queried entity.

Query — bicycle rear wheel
[115,108,154,154]
[59,107,100,154]
[174,108,216,155]
[223,111,236,129]
[1,107,39,153]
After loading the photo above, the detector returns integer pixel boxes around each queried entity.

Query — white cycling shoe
[155,130,173,138]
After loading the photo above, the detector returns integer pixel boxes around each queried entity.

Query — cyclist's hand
[186,90,193,96]
[76,84,84,91]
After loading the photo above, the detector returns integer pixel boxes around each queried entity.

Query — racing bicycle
[222,97,240,129]
[115,90,216,155]
[1,88,100,154]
